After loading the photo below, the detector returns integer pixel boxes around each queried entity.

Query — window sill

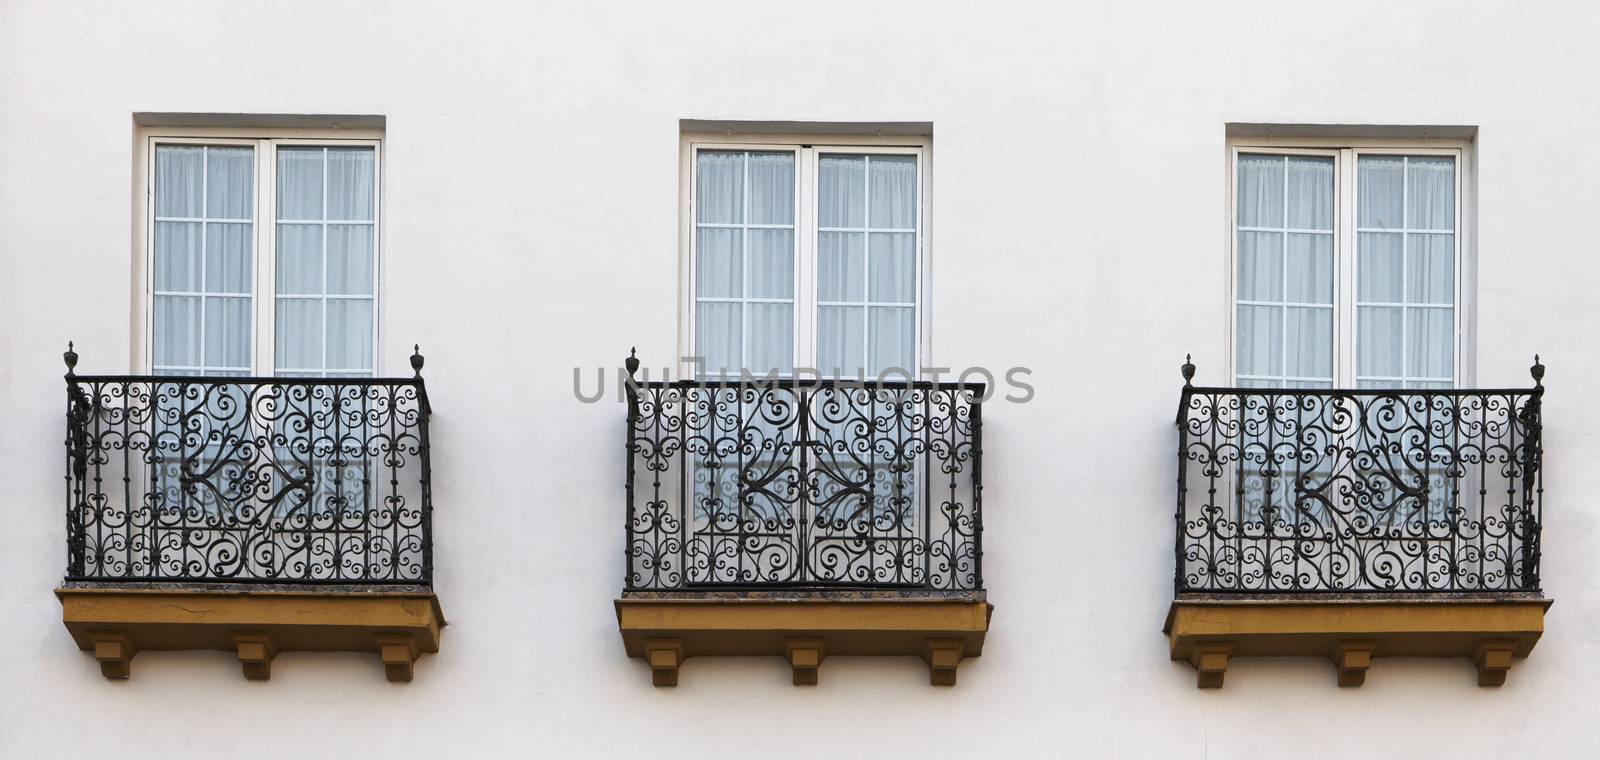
[1164,593,1549,688]
[615,591,991,686]
[56,585,445,681]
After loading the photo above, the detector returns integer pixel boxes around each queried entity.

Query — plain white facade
[3,1,1599,757]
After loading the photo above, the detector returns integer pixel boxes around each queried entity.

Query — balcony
[615,355,989,686]
[56,345,443,681]
[1166,356,1549,688]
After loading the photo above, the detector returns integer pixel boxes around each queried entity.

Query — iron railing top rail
[64,343,433,414]
[631,378,986,392]
[1174,354,1546,423]
[620,347,988,394]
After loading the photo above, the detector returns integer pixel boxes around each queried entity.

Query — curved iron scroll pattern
[626,381,982,591]
[1175,387,1542,592]
[64,376,432,583]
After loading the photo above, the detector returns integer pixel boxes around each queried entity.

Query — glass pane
[819,155,866,228]
[695,151,743,224]
[275,298,323,370]
[818,231,865,301]
[326,148,375,221]
[1407,307,1454,380]
[868,156,916,229]
[154,221,201,291]
[1358,156,1404,229]
[1285,233,1332,304]
[154,295,199,367]
[1235,304,1282,377]
[326,299,374,371]
[747,228,793,299]
[695,227,741,299]
[205,223,251,293]
[204,297,251,370]
[696,302,740,375]
[1408,233,1454,304]
[155,146,203,218]
[747,152,794,225]
[327,225,375,296]
[868,306,914,376]
[868,232,915,302]
[1236,154,1283,228]
[1408,157,1455,230]
[1358,306,1403,377]
[1358,232,1403,302]
[277,147,324,220]
[206,147,254,219]
[1285,307,1332,380]
[1285,156,1333,230]
[276,224,323,295]
[748,303,793,375]
[817,305,864,376]
[1236,231,1282,301]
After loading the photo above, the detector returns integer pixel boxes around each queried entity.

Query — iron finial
[410,344,425,377]
[1181,353,1195,387]
[64,341,78,376]
[1531,355,1544,387]
[625,347,640,378]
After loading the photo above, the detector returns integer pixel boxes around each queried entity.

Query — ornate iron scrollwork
[1174,358,1545,593]
[61,347,434,584]
[624,358,983,592]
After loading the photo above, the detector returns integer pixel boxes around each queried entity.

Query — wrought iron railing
[62,344,433,584]
[623,354,983,591]
[1175,356,1544,594]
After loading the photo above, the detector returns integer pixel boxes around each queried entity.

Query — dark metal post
[412,345,434,585]
[1175,355,1194,594]
[64,342,86,578]
[970,387,984,591]
[623,348,640,590]
[1519,356,1545,590]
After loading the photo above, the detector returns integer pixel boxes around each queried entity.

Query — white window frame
[135,127,384,376]
[1225,136,1475,388]
[679,133,931,379]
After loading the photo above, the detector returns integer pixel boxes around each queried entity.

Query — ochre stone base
[57,587,445,682]
[1165,595,1549,688]
[617,593,991,686]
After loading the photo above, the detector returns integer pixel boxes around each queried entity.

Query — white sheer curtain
[275,147,376,377]
[1235,154,1333,388]
[695,151,794,376]
[818,154,916,378]
[1356,155,1454,388]
[153,144,254,377]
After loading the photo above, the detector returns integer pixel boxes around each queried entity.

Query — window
[146,134,380,377]
[1231,144,1464,388]
[687,140,924,378]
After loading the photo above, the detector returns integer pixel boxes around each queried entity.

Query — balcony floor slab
[57,586,445,682]
[616,592,990,686]
[1165,594,1549,688]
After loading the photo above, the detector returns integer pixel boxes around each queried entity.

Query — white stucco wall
[3,1,1599,757]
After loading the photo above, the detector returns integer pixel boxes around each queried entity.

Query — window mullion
[1337,149,1358,387]
[198,147,210,377]
[861,155,872,377]
[257,139,275,376]
[796,147,813,373]
[320,146,330,379]
[1400,155,1410,388]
